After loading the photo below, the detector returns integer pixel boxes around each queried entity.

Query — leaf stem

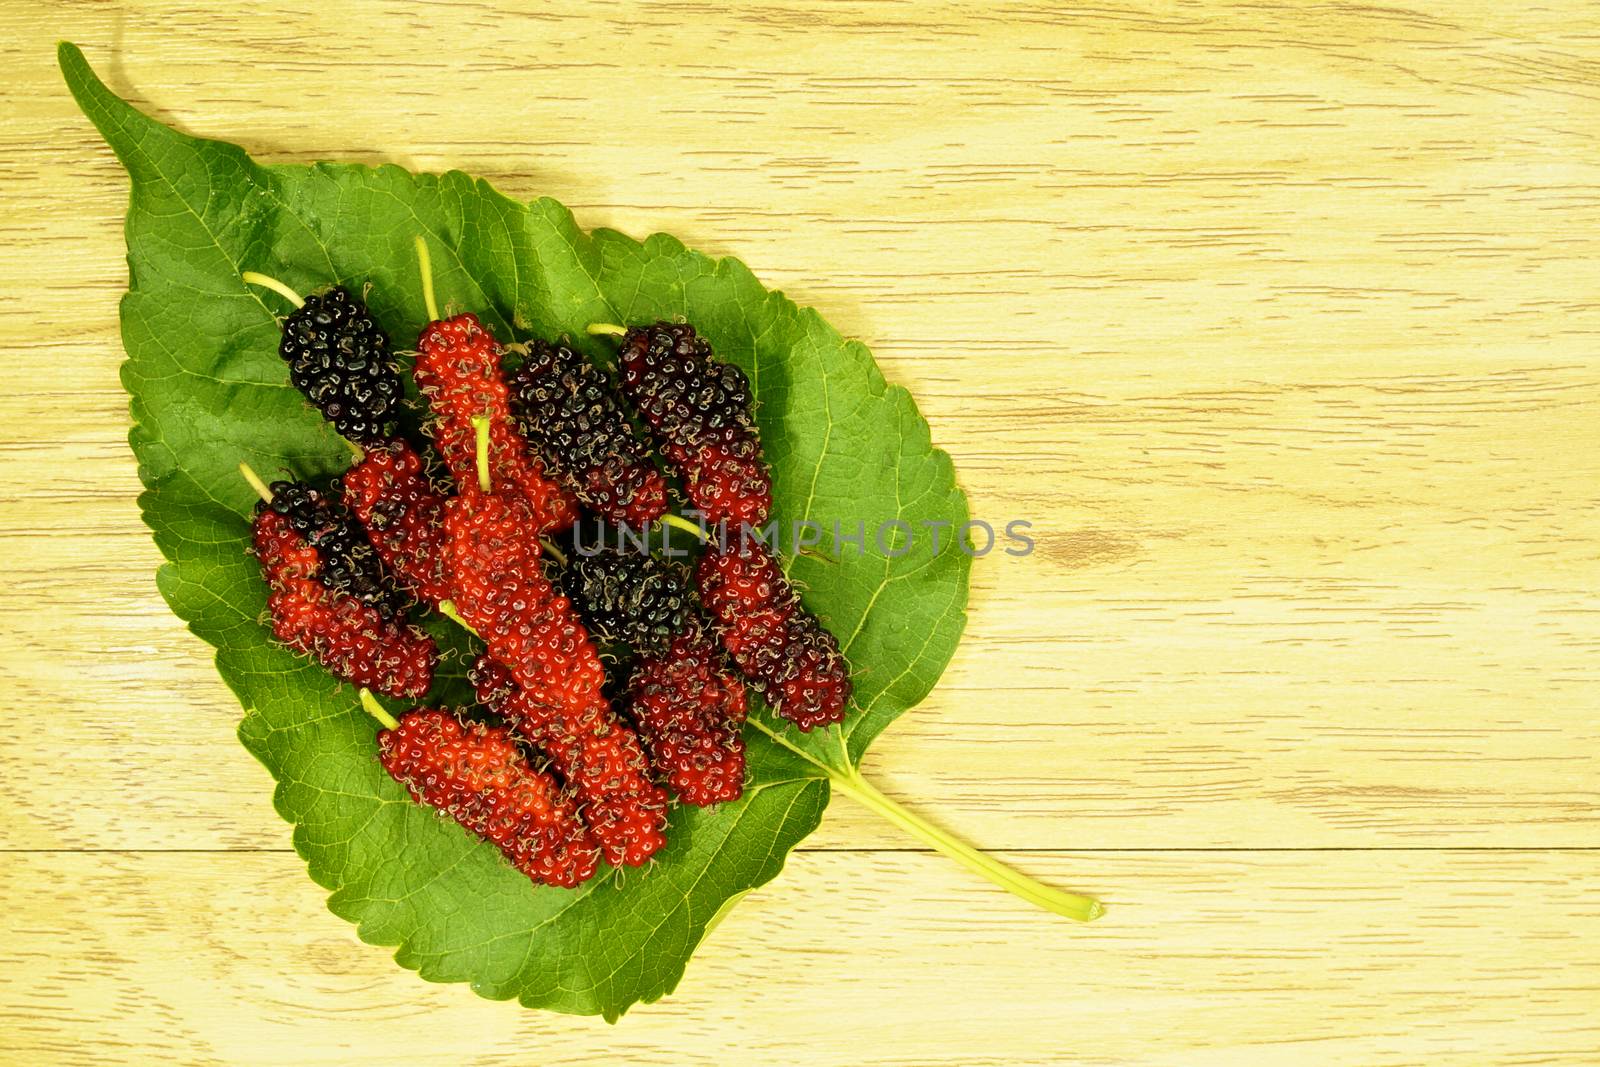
[659,512,708,541]
[437,599,480,636]
[827,766,1105,923]
[238,462,274,503]
[357,687,400,731]
[586,322,626,337]
[471,414,492,492]
[414,235,440,322]
[241,271,305,309]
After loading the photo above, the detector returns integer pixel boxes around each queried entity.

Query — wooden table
[3,2,1597,1063]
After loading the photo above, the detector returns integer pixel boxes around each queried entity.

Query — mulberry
[268,478,408,620]
[441,489,602,713]
[413,312,579,531]
[614,322,772,527]
[559,545,692,654]
[442,493,670,863]
[472,656,669,868]
[252,507,435,699]
[275,285,402,443]
[340,439,452,607]
[695,534,852,731]
[376,706,600,888]
[510,340,667,525]
[627,623,747,806]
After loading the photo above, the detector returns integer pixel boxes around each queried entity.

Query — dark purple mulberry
[615,323,772,527]
[277,286,402,443]
[510,340,667,525]
[558,546,693,654]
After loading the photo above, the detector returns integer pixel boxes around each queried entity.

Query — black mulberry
[278,286,402,443]
[510,340,667,525]
[559,544,693,654]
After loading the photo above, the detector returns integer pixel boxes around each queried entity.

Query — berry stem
[540,537,569,567]
[471,414,493,492]
[586,322,626,338]
[438,599,480,637]
[660,512,708,542]
[241,271,305,309]
[827,765,1105,923]
[239,462,274,504]
[414,235,440,323]
[357,687,400,731]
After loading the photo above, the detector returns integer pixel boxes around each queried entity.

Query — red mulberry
[695,534,852,731]
[413,312,579,531]
[510,340,667,525]
[340,439,451,607]
[441,489,602,714]
[377,707,600,888]
[627,623,747,806]
[616,322,772,527]
[252,507,435,699]
[443,489,668,863]
[472,657,669,868]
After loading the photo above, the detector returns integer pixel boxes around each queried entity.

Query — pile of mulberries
[244,257,854,891]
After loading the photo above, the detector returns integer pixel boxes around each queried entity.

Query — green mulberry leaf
[61,40,1094,1020]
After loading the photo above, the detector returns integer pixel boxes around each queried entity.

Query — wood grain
[3,851,1598,1065]
[1,0,1597,1062]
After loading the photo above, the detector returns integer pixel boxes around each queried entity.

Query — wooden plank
[2,1,1599,848]
[2,850,1597,1066]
